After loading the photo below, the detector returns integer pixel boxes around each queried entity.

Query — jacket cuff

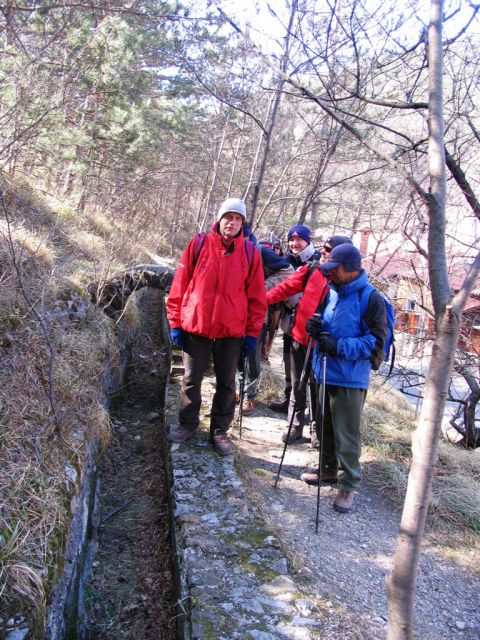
[336,338,345,356]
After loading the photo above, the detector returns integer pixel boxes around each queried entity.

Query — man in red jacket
[166,198,267,456]
[266,235,352,444]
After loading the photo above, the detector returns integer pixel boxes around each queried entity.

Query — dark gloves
[242,336,257,357]
[306,315,323,340]
[170,327,184,348]
[306,316,337,355]
[317,332,338,356]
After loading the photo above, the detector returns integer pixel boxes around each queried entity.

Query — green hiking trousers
[315,384,367,491]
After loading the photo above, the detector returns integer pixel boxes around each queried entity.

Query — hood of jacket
[288,242,317,267]
[330,269,368,298]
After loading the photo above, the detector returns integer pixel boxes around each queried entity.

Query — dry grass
[0,314,115,626]
[0,220,56,267]
[260,363,480,539]
[364,379,480,537]
[86,210,117,240]
[0,172,162,635]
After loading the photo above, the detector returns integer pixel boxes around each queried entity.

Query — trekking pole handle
[317,331,333,356]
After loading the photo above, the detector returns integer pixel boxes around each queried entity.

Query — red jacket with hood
[167,224,267,339]
[266,264,329,347]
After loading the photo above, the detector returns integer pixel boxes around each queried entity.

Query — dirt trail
[231,342,480,639]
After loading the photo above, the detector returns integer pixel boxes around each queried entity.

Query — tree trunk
[386,1,450,637]
[386,308,459,639]
[456,365,480,448]
[464,388,480,447]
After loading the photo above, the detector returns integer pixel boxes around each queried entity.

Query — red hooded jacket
[266,264,329,347]
[167,225,267,339]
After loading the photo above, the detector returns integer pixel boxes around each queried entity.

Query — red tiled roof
[364,248,479,296]
[363,251,427,281]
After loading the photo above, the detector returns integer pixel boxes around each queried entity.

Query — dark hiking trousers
[288,339,316,429]
[315,384,367,491]
[180,333,242,436]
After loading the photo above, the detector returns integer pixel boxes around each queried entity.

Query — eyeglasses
[322,245,332,253]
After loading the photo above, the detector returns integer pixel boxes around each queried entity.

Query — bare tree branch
[445,148,480,221]
[444,2,480,45]
[352,94,428,109]
[466,114,480,145]
[212,5,430,205]
[451,251,480,316]
[183,61,267,135]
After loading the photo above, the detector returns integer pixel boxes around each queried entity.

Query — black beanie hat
[325,235,353,248]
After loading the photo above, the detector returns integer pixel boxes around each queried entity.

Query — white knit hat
[217,198,247,221]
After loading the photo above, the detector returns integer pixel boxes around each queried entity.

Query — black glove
[306,315,323,340]
[317,332,338,356]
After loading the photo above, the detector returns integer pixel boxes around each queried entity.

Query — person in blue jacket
[302,244,387,513]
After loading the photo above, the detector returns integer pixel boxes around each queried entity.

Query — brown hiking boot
[169,425,196,443]
[242,398,255,415]
[212,430,233,456]
[300,470,338,486]
[281,426,303,444]
[334,489,354,513]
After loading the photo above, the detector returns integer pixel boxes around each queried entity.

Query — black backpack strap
[314,280,330,314]
[386,342,395,379]
[192,232,207,267]
[244,239,255,274]
[303,259,320,288]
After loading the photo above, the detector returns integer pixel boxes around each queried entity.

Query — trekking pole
[237,356,246,439]
[307,377,315,442]
[274,338,313,489]
[315,345,328,534]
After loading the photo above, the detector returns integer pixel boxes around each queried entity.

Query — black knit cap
[325,235,352,248]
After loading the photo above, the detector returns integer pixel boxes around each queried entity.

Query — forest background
[0,0,479,638]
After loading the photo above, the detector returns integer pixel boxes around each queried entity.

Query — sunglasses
[322,245,332,253]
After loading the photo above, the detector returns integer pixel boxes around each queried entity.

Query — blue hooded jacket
[259,244,291,273]
[312,270,382,390]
